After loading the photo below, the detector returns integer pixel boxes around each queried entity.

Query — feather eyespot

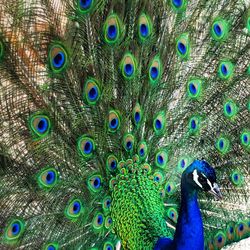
[155,150,168,168]
[106,155,118,172]
[165,182,176,196]
[108,110,121,132]
[44,243,59,250]
[153,111,166,135]
[133,103,143,126]
[177,157,191,171]
[226,223,235,241]
[49,44,68,73]
[105,217,113,229]
[149,56,162,85]
[172,0,182,7]
[88,174,102,192]
[240,130,249,148]
[123,133,135,152]
[65,199,84,220]
[29,114,51,139]
[104,14,123,44]
[102,196,111,212]
[211,19,229,41]
[214,231,226,248]
[218,61,234,80]
[4,219,25,242]
[120,53,137,79]
[216,136,230,154]
[78,135,95,158]
[141,163,151,174]
[103,242,114,250]
[137,141,148,160]
[138,14,152,41]
[84,78,101,105]
[187,79,202,99]
[231,171,244,186]
[92,212,104,230]
[37,167,58,189]
[176,33,190,59]
[188,115,201,134]
[170,0,187,12]
[78,0,94,13]
[235,221,248,239]
[167,207,178,223]
[223,100,237,119]
[153,171,164,184]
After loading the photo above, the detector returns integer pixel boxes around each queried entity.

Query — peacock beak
[209,183,223,200]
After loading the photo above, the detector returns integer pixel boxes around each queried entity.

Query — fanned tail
[0,0,249,250]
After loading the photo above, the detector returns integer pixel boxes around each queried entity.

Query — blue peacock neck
[172,175,204,250]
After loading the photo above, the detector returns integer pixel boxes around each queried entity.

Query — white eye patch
[193,169,203,188]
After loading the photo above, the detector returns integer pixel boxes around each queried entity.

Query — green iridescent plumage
[111,161,171,249]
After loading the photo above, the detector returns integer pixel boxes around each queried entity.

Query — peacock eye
[218,61,234,80]
[105,216,113,229]
[149,56,162,85]
[106,154,118,172]
[92,212,104,230]
[133,103,143,126]
[65,199,84,220]
[104,14,123,44]
[120,53,137,79]
[79,0,93,11]
[87,174,102,192]
[138,13,153,42]
[77,135,95,158]
[176,33,190,59]
[108,110,121,132]
[83,78,101,105]
[123,133,135,152]
[49,44,68,73]
[171,0,187,12]
[44,242,59,250]
[37,167,58,189]
[29,114,51,139]
[199,175,206,183]
[4,219,25,242]
[211,18,229,42]
[102,196,112,212]
[137,141,148,160]
[103,241,114,250]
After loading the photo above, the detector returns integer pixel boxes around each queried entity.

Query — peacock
[0,0,249,249]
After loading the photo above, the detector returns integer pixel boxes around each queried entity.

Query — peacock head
[183,160,222,199]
